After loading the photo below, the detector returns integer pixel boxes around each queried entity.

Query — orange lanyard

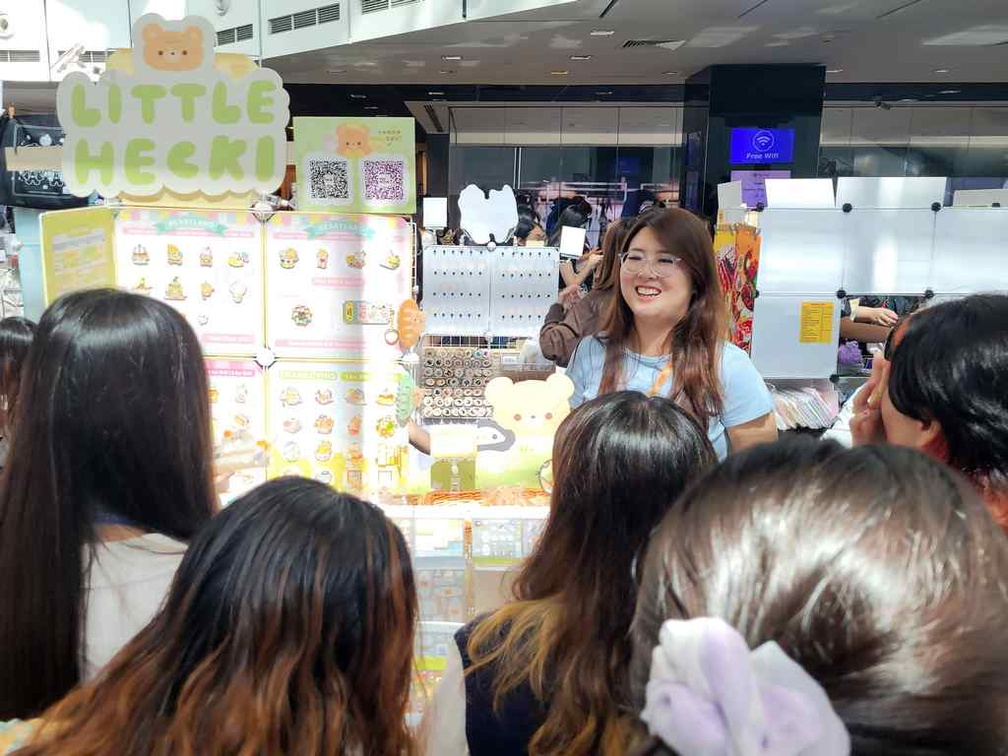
[647,362,675,397]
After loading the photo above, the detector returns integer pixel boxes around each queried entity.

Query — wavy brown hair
[592,217,636,293]
[598,208,727,421]
[467,392,715,755]
[0,316,35,437]
[14,477,418,756]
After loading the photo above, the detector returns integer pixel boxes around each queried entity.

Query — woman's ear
[918,418,947,456]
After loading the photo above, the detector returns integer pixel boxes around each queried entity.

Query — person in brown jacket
[540,218,635,367]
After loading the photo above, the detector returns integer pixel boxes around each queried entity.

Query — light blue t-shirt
[566,337,774,460]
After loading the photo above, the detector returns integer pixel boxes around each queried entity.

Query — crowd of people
[0,206,1006,755]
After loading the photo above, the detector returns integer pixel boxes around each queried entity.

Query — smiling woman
[565,208,776,459]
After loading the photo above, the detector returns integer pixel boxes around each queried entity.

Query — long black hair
[15,477,418,756]
[887,294,1008,502]
[0,289,216,718]
[0,315,36,435]
[630,439,1008,755]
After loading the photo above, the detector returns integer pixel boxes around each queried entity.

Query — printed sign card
[294,117,417,215]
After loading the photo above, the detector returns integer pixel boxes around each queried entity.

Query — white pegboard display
[423,246,560,338]
[490,247,561,338]
[422,246,493,336]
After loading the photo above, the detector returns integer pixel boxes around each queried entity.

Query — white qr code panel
[361,157,408,205]
[304,155,353,206]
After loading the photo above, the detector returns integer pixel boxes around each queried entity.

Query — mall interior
[0,1,1007,754]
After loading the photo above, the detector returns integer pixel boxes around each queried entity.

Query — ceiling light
[570,55,593,61]
[595,90,613,95]
[590,30,615,36]
[439,69,455,74]
[349,94,366,99]
[364,106,379,110]
[940,89,961,94]
[428,90,445,96]
[934,68,950,73]
[765,41,789,47]
[662,71,680,76]
[826,68,844,73]
[441,55,463,61]
[551,70,569,75]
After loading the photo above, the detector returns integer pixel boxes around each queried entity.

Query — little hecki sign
[56,14,290,198]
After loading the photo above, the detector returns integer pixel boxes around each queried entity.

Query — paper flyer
[471,516,547,568]
[265,213,412,360]
[114,209,264,355]
[293,116,416,215]
[266,361,409,494]
[206,358,268,495]
[416,567,469,623]
[39,207,117,303]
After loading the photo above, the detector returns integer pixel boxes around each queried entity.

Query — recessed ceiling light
[570,55,593,61]
[934,68,950,73]
[662,71,680,76]
[551,70,569,75]
[439,69,455,74]
[940,89,961,94]
[364,106,379,110]
[442,55,463,61]
[326,69,347,75]
[826,68,844,73]
[595,90,613,95]
[591,30,615,36]
[428,90,445,96]
[349,94,366,99]
[765,41,790,47]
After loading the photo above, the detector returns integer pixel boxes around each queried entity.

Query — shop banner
[293,117,416,215]
[39,206,117,303]
[56,14,289,199]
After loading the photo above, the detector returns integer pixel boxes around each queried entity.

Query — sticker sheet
[115,209,264,355]
[265,213,412,360]
[266,361,409,495]
[206,359,268,496]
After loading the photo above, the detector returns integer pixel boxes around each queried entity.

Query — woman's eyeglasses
[620,252,682,278]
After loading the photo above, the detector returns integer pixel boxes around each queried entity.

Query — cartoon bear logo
[481,374,574,452]
[335,123,374,159]
[142,23,205,72]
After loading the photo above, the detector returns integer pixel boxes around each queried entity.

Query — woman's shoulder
[719,341,757,371]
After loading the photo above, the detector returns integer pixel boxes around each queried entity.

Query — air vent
[424,103,444,133]
[269,15,293,34]
[216,28,236,45]
[58,50,111,63]
[622,39,685,50]
[391,0,419,6]
[271,5,341,33]
[236,23,253,41]
[362,0,388,13]
[318,3,341,23]
[217,24,253,45]
[0,49,41,63]
[293,10,316,28]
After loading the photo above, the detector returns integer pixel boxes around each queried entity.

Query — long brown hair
[598,208,727,420]
[0,290,216,718]
[629,439,1008,755]
[0,316,35,436]
[592,218,636,293]
[15,477,418,756]
[467,392,715,755]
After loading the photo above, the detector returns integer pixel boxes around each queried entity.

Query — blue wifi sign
[730,128,795,164]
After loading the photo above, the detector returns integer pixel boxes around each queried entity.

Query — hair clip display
[420,346,496,422]
[489,247,560,338]
[422,247,492,336]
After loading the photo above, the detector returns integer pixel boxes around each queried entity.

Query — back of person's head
[593,217,636,292]
[0,289,216,718]
[0,316,36,435]
[514,204,542,243]
[469,392,716,755]
[629,438,1008,756]
[885,294,1008,515]
[547,199,593,247]
[13,477,418,756]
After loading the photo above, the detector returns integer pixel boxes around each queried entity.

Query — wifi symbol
[752,131,776,151]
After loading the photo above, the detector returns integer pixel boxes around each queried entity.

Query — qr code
[307,158,350,201]
[362,158,406,203]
